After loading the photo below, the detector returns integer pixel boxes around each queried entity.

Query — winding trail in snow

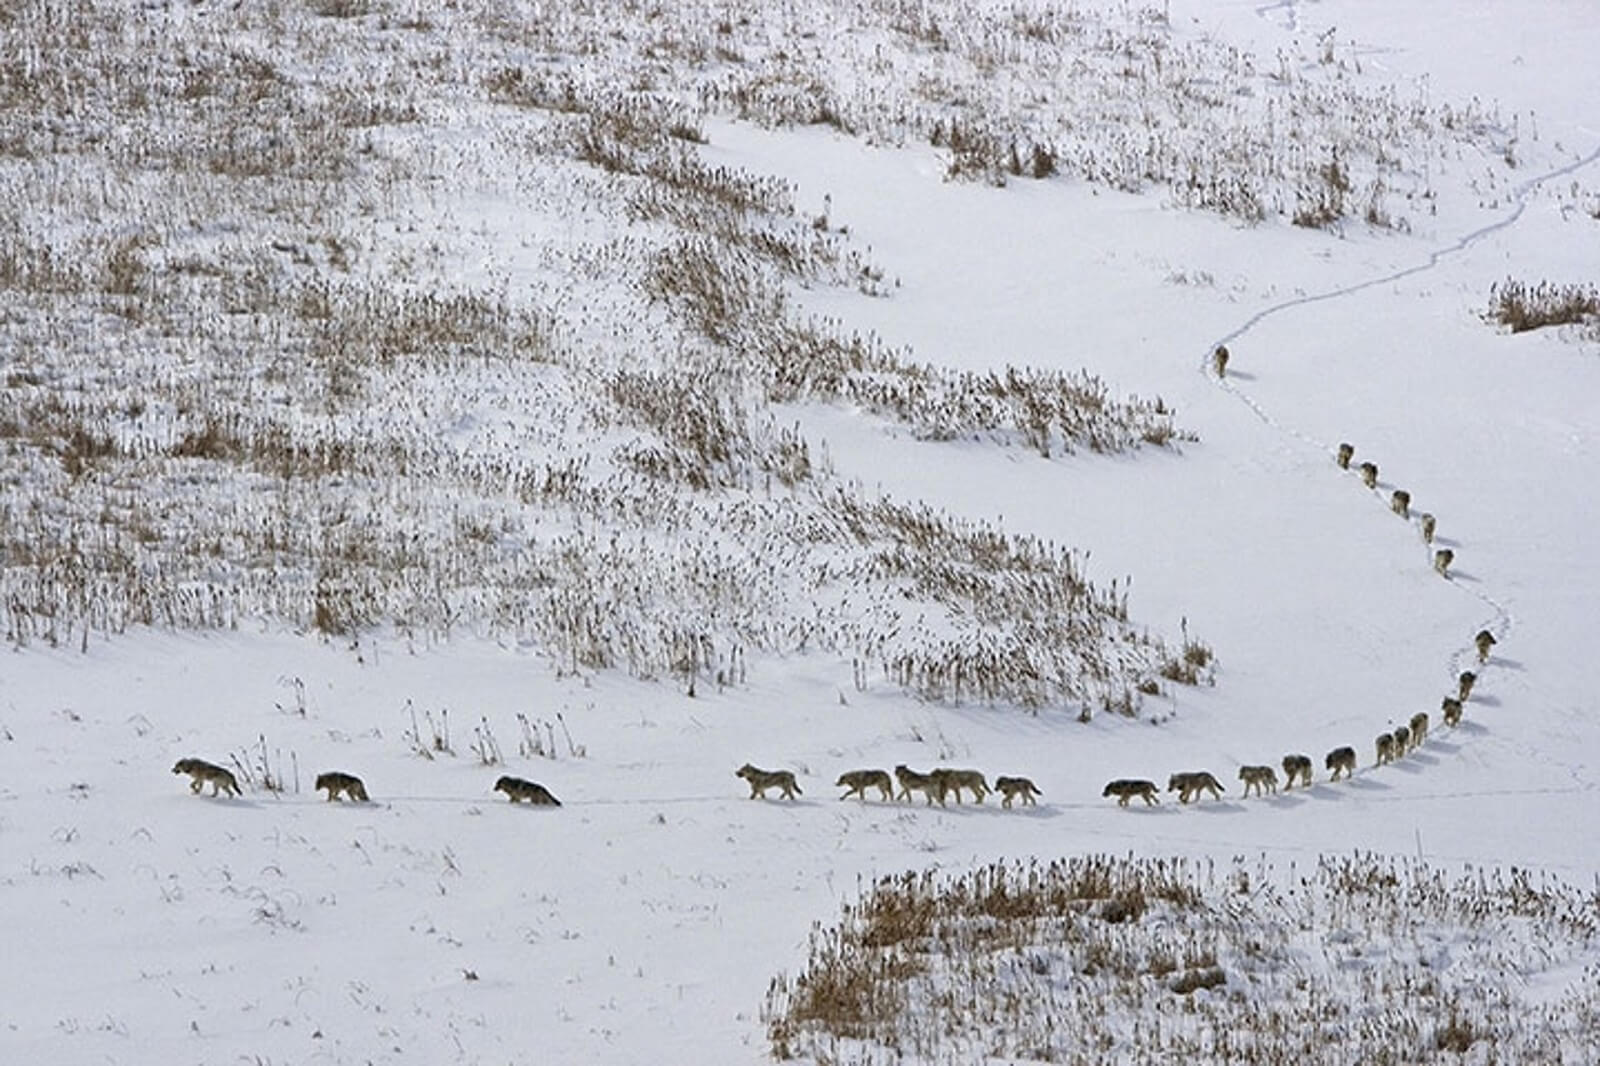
[1202,142,1600,696]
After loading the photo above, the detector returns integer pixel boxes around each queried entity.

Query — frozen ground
[2,0,1599,1062]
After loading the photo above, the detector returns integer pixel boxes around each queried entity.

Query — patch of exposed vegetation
[764,854,1600,1063]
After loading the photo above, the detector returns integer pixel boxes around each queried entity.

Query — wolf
[1168,771,1224,804]
[1457,671,1477,702]
[1212,345,1229,378]
[1441,696,1464,727]
[1391,490,1411,518]
[1434,549,1454,577]
[1358,461,1379,489]
[494,775,561,805]
[1475,630,1497,663]
[1408,713,1429,750]
[1420,513,1437,544]
[835,769,893,802]
[1376,732,1396,765]
[1392,724,1411,754]
[314,771,369,802]
[1281,753,1314,789]
[736,764,800,800]
[172,757,240,798]
[894,764,945,806]
[1238,765,1278,797]
[932,768,990,804]
[1325,746,1357,781]
[1336,442,1355,470]
[1102,779,1159,807]
[994,776,1042,809]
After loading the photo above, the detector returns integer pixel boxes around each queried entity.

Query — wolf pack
[172,625,1494,813]
[173,435,1499,815]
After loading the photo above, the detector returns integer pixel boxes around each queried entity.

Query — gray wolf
[1359,461,1379,488]
[1238,765,1278,797]
[736,764,800,800]
[1441,696,1464,727]
[172,758,240,798]
[835,769,893,802]
[894,764,944,806]
[1281,754,1313,789]
[1420,513,1437,544]
[1376,732,1396,764]
[315,771,369,802]
[1325,746,1357,781]
[1102,779,1159,807]
[1475,630,1497,663]
[932,768,990,804]
[1212,345,1229,377]
[1434,549,1454,577]
[1407,713,1429,750]
[1168,771,1224,804]
[1391,490,1411,518]
[494,775,561,805]
[1457,670,1477,701]
[994,776,1041,808]
[1336,443,1354,469]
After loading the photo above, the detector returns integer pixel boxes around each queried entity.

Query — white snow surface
[4,0,1600,1063]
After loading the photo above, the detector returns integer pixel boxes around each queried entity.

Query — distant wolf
[932,768,990,804]
[835,769,893,802]
[1325,746,1357,781]
[1103,779,1160,807]
[1457,671,1477,702]
[1475,630,1497,663]
[1420,513,1437,544]
[1212,345,1229,377]
[1238,765,1279,797]
[172,757,240,798]
[894,764,945,806]
[314,771,369,802]
[1391,490,1411,518]
[736,764,800,801]
[994,776,1042,809]
[1441,696,1464,728]
[1281,753,1314,789]
[1408,713,1429,750]
[1358,461,1379,489]
[1336,443,1355,470]
[1433,548,1454,577]
[494,775,561,805]
[1168,771,1224,804]
[1376,732,1396,765]
[1392,724,1411,754]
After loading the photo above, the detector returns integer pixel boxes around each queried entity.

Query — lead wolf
[736,763,801,800]
[172,757,240,798]
[494,775,561,805]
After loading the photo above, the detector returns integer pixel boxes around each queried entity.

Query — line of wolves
[737,763,1042,809]
[1104,630,1494,806]
[176,632,1496,813]
[171,759,560,806]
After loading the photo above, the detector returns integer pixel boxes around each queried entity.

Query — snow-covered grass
[3,0,1599,1062]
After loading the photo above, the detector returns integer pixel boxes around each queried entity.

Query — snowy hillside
[2,0,1598,1062]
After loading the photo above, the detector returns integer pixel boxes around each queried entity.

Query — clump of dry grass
[1488,278,1600,335]
[765,854,1600,1063]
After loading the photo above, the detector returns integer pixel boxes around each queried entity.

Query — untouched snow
[4,0,1600,1063]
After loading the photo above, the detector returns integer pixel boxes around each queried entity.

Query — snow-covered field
[3,0,1599,1062]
